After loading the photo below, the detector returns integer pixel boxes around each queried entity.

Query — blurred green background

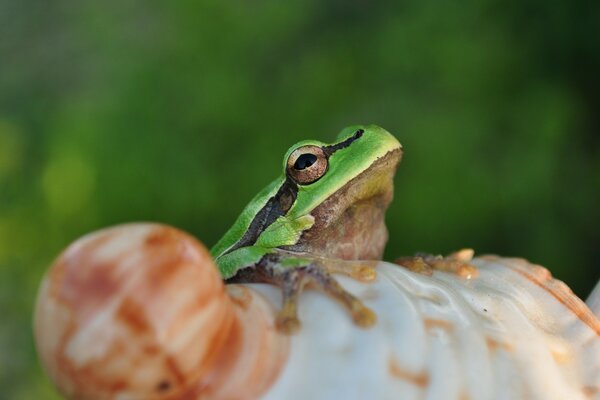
[1,0,599,397]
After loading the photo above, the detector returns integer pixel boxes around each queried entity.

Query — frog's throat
[282,148,402,260]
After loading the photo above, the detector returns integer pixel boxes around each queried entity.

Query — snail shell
[34,224,600,399]
[33,223,289,399]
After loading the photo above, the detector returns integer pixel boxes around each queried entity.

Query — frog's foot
[395,248,478,279]
[259,256,376,334]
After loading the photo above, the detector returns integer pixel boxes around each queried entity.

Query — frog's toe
[304,264,377,328]
[430,248,478,278]
[275,269,303,334]
[448,248,475,262]
[275,314,301,334]
[351,304,377,327]
[430,258,478,279]
[350,264,378,282]
[394,256,434,276]
[395,248,478,279]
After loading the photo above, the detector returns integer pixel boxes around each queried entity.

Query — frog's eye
[286,145,328,185]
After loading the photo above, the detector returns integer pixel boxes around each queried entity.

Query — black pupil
[294,153,317,170]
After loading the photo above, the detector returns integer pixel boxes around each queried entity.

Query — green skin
[210,124,402,331]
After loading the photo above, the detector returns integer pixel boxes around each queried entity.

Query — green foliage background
[1,0,599,397]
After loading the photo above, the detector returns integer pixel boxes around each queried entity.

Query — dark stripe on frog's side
[222,177,298,256]
[222,129,365,256]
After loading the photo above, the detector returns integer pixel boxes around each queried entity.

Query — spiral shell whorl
[34,223,288,399]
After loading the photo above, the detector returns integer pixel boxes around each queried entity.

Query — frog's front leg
[228,253,377,334]
[395,248,478,279]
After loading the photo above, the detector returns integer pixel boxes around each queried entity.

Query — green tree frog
[211,125,402,333]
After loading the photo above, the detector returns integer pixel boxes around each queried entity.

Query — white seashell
[34,224,600,399]
[256,256,600,400]
[588,281,600,319]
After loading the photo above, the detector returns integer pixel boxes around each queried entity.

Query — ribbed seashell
[34,224,600,400]
[589,283,600,320]
[256,256,600,400]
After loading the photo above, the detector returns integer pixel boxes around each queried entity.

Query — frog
[211,124,475,334]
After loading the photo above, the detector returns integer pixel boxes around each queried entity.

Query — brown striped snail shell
[34,223,289,399]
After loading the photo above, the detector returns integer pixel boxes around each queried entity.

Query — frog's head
[283,124,402,260]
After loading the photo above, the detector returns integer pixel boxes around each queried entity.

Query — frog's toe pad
[351,305,377,327]
[275,314,301,335]
[354,265,377,282]
[394,257,434,276]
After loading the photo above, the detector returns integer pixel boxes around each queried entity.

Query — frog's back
[211,176,285,259]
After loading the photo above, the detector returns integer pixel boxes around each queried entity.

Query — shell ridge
[587,280,600,319]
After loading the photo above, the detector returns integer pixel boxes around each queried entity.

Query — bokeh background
[1,0,599,397]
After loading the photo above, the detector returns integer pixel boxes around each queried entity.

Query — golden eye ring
[286,145,328,185]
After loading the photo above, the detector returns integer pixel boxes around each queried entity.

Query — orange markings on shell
[485,337,514,353]
[496,257,600,336]
[388,357,430,387]
[424,318,455,333]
